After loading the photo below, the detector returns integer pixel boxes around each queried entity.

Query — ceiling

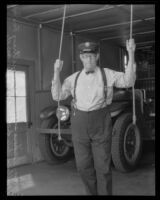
[7,4,155,48]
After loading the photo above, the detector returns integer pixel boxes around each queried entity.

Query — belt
[74,106,108,114]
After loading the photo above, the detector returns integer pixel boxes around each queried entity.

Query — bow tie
[85,70,95,75]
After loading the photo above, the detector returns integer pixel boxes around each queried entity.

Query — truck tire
[111,112,142,172]
[39,118,73,164]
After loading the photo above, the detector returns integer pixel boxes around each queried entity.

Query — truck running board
[37,128,71,135]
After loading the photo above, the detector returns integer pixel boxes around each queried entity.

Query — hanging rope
[130,5,133,40]
[130,4,136,125]
[57,5,67,141]
[58,5,67,61]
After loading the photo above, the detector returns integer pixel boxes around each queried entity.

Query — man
[51,39,136,195]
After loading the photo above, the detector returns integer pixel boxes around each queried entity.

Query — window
[7,69,27,123]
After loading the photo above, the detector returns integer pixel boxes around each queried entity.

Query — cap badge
[85,42,90,47]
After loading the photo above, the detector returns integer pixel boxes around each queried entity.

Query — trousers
[71,107,112,195]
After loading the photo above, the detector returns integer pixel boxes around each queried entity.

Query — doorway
[7,60,35,168]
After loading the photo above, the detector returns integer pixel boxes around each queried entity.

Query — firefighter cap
[78,42,99,54]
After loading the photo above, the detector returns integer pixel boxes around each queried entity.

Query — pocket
[70,109,78,126]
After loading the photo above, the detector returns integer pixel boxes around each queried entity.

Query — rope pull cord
[130,4,136,125]
[57,5,67,141]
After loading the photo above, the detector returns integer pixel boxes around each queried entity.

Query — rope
[57,5,67,141]
[130,4,136,125]
[130,5,133,40]
[58,5,67,61]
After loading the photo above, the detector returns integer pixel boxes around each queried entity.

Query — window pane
[16,71,26,96]
[7,70,15,96]
[16,97,27,122]
[7,97,15,123]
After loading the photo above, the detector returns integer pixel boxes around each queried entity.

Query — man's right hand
[54,59,63,72]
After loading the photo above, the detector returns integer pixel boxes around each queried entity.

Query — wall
[7,19,73,162]
[7,19,42,162]
[100,40,123,71]
[41,28,73,90]
[7,19,40,90]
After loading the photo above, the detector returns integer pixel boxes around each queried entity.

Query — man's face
[80,53,99,71]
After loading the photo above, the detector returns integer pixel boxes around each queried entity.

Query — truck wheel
[111,112,142,172]
[39,118,73,164]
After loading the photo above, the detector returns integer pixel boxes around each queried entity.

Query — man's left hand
[126,39,136,52]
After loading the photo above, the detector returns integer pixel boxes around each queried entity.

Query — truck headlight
[56,105,70,121]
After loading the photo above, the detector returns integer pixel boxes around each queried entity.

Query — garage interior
[7,4,155,195]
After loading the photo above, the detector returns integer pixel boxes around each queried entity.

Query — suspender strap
[73,71,82,103]
[100,67,107,102]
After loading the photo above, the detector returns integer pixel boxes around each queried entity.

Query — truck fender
[40,105,57,120]
[109,102,129,118]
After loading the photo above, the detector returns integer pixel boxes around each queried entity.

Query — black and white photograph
[6,3,155,196]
